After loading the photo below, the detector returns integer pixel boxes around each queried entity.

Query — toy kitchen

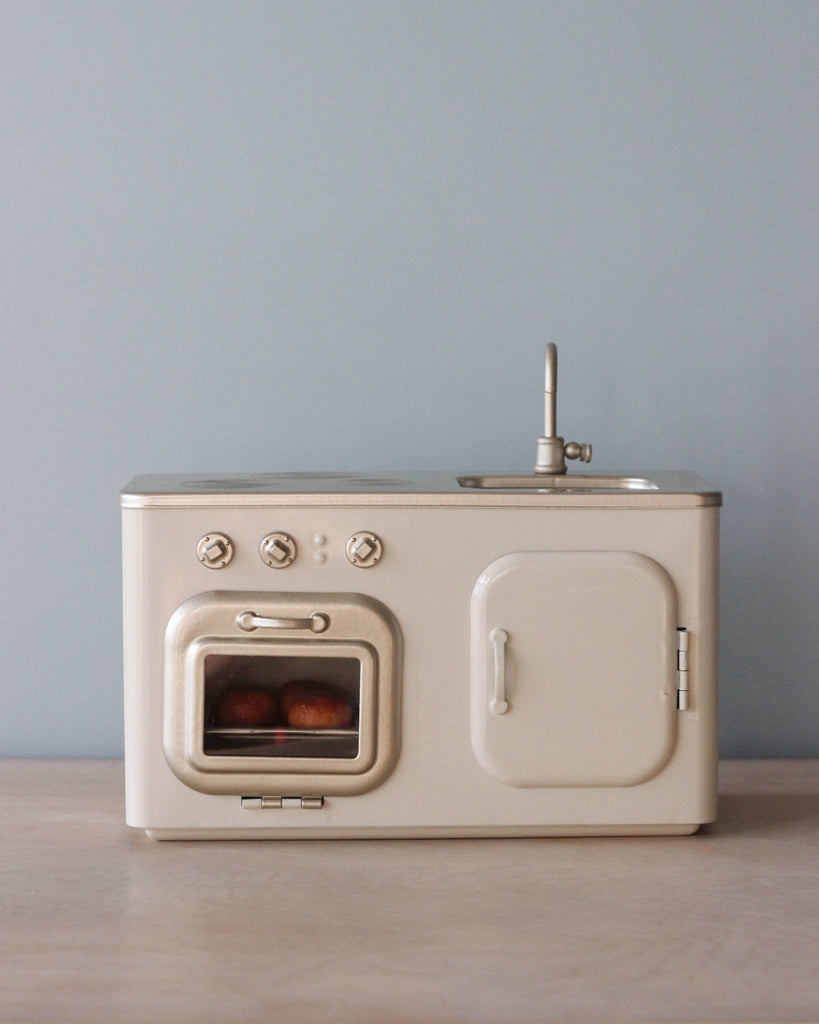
[121,345,720,839]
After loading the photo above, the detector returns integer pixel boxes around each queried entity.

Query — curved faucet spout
[534,344,592,474]
[544,342,557,439]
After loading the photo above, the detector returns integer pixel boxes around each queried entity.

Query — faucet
[533,344,592,474]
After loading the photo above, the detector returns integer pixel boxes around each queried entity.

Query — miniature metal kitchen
[121,346,720,838]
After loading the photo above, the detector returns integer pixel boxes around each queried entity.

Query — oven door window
[180,637,379,782]
[204,652,363,760]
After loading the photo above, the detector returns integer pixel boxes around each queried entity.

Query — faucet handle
[535,436,592,474]
[564,441,592,463]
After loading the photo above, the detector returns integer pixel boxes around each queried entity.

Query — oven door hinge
[241,796,325,810]
[676,628,690,711]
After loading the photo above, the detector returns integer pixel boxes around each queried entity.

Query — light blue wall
[2,2,817,757]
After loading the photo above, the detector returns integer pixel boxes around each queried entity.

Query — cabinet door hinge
[676,628,690,710]
[241,796,325,810]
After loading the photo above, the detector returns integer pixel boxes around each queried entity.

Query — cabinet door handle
[236,611,329,633]
[489,628,509,714]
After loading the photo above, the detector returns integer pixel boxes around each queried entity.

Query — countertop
[1,759,817,1024]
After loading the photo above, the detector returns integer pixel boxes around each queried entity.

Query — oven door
[164,591,402,797]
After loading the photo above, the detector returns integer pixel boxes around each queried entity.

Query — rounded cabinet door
[471,551,679,788]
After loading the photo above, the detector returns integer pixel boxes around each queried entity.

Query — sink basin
[457,474,659,492]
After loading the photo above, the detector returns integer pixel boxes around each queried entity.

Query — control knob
[345,532,383,568]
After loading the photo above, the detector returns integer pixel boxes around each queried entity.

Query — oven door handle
[489,627,509,714]
[236,611,330,634]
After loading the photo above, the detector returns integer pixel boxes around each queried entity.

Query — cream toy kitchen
[121,346,720,839]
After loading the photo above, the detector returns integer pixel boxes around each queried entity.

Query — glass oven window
[203,653,361,759]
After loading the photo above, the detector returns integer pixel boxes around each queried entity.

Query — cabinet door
[471,551,679,788]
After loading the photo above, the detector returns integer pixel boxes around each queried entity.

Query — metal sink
[457,474,659,492]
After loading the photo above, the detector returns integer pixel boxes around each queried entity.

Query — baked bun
[278,681,353,729]
[213,687,279,728]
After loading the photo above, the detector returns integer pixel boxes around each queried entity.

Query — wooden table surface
[1,760,817,1024]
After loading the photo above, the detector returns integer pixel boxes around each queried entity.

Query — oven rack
[205,727,357,739]
[203,725,360,759]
